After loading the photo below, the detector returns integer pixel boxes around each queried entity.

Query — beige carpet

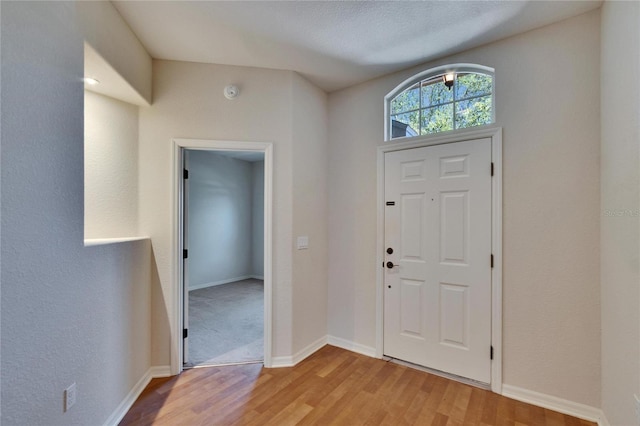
[186,278,263,367]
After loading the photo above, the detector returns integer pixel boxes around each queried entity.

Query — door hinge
[490,345,494,360]
[490,254,494,268]
[491,162,494,177]
[183,169,189,179]
[183,249,188,259]
[183,329,188,339]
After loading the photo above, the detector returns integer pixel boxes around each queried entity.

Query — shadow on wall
[150,246,172,368]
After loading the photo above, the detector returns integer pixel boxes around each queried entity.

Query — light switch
[297,236,309,250]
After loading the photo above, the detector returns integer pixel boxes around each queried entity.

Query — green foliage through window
[390,72,493,139]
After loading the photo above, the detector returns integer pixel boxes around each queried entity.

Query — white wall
[139,61,296,363]
[1,2,152,424]
[600,1,640,425]
[252,160,265,278]
[291,74,329,354]
[327,10,601,407]
[187,150,253,289]
[84,91,139,239]
[140,61,329,366]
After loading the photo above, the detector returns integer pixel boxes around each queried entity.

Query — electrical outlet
[635,394,640,425]
[64,383,76,412]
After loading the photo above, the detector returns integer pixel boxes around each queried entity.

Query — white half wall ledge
[501,384,608,426]
[102,365,172,426]
[84,236,150,247]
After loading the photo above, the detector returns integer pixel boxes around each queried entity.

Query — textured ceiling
[113,0,601,92]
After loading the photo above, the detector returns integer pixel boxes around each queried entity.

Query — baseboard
[292,335,328,364]
[102,366,172,426]
[271,335,328,368]
[502,384,607,425]
[188,275,253,291]
[149,365,172,378]
[327,335,377,358]
[102,370,152,426]
[251,275,264,281]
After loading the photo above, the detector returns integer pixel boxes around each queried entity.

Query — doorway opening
[183,149,265,367]
[174,139,273,373]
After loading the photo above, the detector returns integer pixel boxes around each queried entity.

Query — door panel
[440,191,468,264]
[401,194,425,258]
[400,279,424,338]
[439,283,468,348]
[384,138,492,384]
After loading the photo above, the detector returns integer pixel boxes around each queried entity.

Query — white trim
[188,275,254,291]
[102,370,151,426]
[384,63,496,141]
[490,129,503,394]
[270,356,294,368]
[149,365,172,378]
[375,126,503,391]
[102,366,172,426]
[375,147,385,359]
[502,384,608,426]
[172,138,274,374]
[84,236,150,247]
[271,336,328,368]
[327,336,377,358]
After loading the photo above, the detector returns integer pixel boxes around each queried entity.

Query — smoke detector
[224,85,240,100]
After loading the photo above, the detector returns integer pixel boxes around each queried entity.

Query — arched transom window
[385,64,494,140]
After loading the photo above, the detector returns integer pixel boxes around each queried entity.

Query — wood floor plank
[512,400,530,425]
[480,389,500,425]
[119,345,597,426]
[395,370,429,423]
[495,395,516,426]
[302,357,386,425]
[376,367,420,422]
[545,409,567,426]
[563,414,588,426]
[463,387,487,425]
[529,404,547,425]
[450,383,473,423]
[435,380,461,416]
[415,373,450,423]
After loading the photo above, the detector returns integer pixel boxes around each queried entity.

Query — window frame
[384,64,495,141]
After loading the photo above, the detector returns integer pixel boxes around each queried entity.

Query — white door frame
[376,127,502,393]
[172,138,274,374]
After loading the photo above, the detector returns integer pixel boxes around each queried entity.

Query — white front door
[383,138,492,383]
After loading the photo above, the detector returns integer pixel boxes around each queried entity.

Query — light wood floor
[120,345,596,426]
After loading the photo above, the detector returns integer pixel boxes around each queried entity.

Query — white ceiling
[113,0,601,92]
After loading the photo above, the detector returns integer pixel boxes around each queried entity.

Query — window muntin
[389,70,493,140]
